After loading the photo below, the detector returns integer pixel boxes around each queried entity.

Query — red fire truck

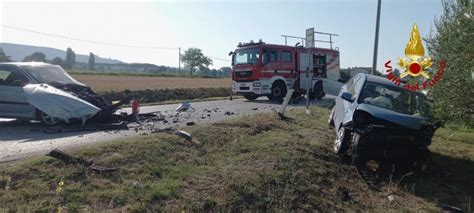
[230,40,343,101]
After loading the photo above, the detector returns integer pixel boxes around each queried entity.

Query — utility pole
[372,0,382,75]
[178,47,181,71]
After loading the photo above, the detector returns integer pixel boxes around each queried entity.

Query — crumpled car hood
[23,84,101,124]
[356,103,429,130]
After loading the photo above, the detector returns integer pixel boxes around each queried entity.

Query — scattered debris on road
[176,101,195,112]
[437,204,463,213]
[387,194,395,203]
[175,130,192,141]
[47,149,118,172]
[224,111,235,116]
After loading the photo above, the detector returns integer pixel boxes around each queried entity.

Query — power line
[208,56,230,62]
[1,24,178,50]
[1,24,231,62]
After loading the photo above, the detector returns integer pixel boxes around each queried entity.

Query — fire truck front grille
[235,71,253,78]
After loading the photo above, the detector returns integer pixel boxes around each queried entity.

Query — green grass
[0,107,473,211]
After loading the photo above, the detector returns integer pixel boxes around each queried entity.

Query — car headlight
[253,82,261,87]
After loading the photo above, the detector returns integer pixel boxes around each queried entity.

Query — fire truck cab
[231,41,342,101]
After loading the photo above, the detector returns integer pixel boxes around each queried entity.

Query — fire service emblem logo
[384,24,446,91]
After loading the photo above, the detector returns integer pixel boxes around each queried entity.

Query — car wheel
[334,127,350,154]
[39,111,60,126]
[243,93,259,101]
[269,81,287,102]
[328,107,335,128]
[314,82,325,100]
[352,133,379,184]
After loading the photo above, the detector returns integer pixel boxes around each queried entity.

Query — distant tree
[65,47,76,69]
[0,48,12,62]
[199,67,212,77]
[425,0,474,126]
[219,67,232,77]
[158,66,167,72]
[72,51,76,65]
[51,57,64,67]
[181,48,213,76]
[88,52,95,70]
[23,51,47,62]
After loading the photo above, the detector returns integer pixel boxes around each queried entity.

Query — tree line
[0,46,231,78]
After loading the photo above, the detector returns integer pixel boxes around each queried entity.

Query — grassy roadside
[0,107,473,211]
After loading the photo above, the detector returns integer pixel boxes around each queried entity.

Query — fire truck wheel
[269,81,287,101]
[243,93,259,101]
[314,82,325,100]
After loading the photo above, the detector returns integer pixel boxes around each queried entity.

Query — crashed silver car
[328,73,439,167]
[0,62,124,125]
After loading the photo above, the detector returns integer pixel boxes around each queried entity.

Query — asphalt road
[0,96,335,163]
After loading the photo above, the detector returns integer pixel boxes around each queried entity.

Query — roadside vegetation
[426,0,474,127]
[0,107,472,211]
[99,87,232,104]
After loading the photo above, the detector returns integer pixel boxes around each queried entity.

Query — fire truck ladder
[281,31,339,49]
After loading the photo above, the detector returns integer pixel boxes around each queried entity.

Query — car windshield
[358,82,429,116]
[233,48,260,65]
[22,65,83,85]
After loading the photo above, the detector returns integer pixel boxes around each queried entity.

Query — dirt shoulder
[0,107,473,211]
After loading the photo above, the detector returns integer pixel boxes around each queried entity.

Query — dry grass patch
[72,75,231,92]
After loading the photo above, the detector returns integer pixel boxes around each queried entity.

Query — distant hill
[0,43,123,64]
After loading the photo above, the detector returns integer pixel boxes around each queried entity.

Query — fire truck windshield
[233,48,260,65]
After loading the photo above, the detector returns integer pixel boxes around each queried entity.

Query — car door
[0,66,35,119]
[334,75,362,130]
[334,76,353,130]
[343,75,365,124]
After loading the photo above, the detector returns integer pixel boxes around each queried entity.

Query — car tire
[328,107,335,129]
[243,93,259,101]
[334,126,350,155]
[268,81,287,102]
[314,82,325,100]
[352,132,381,184]
[37,110,61,126]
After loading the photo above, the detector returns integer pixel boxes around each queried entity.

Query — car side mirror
[340,92,353,103]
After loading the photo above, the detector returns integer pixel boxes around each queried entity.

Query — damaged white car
[0,62,126,125]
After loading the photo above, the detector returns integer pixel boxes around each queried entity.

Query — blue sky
[1,0,443,71]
